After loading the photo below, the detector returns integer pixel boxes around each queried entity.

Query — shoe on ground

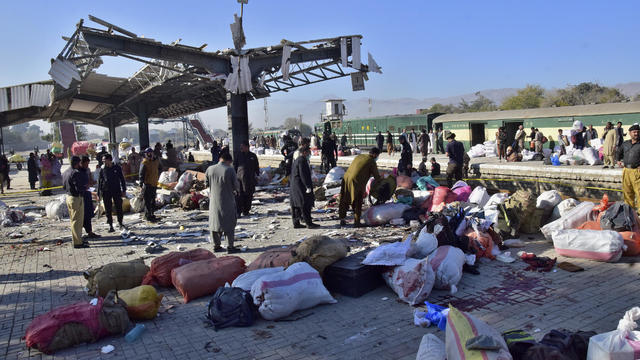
[242,212,250,217]
[293,222,305,229]
[118,223,125,229]
[339,220,346,227]
[307,222,320,229]
[73,243,90,249]
[213,246,225,253]
[88,232,101,238]
[226,246,241,254]
[603,166,609,169]
[108,226,115,233]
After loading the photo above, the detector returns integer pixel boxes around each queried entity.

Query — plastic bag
[251,262,336,320]
[323,167,345,186]
[171,256,246,303]
[383,258,435,305]
[362,203,411,226]
[452,184,472,202]
[416,334,446,360]
[468,186,490,207]
[232,267,285,292]
[362,237,410,266]
[429,246,465,291]
[536,190,562,210]
[541,201,595,239]
[446,306,513,360]
[118,285,163,320]
[45,196,69,220]
[130,194,144,213]
[174,172,193,194]
[158,170,178,184]
[587,307,640,360]
[552,229,624,262]
[407,228,438,259]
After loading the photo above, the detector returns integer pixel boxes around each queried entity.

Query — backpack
[600,201,635,232]
[497,190,537,236]
[206,287,255,330]
[541,136,548,144]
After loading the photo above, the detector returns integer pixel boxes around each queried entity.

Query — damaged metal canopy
[1,15,379,128]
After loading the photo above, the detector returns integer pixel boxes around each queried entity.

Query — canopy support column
[227,92,249,161]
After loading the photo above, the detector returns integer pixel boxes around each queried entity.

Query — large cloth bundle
[446,306,513,360]
[323,167,345,186]
[451,181,472,202]
[407,227,438,259]
[587,307,640,360]
[541,201,595,240]
[158,170,179,184]
[250,262,336,320]
[174,172,193,194]
[85,259,149,297]
[232,267,285,292]
[71,141,93,156]
[552,229,624,262]
[429,246,465,291]
[118,285,163,320]
[396,175,413,189]
[171,256,245,303]
[246,246,297,271]
[289,235,349,275]
[549,198,580,222]
[25,293,130,354]
[468,186,490,208]
[536,190,562,211]
[45,196,69,220]
[362,238,410,266]
[362,203,411,226]
[416,176,440,191]
[142,249,216,287]
[383,258,435,305]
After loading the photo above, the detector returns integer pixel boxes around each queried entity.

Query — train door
[504,121,522,147]
[470,123,486,145]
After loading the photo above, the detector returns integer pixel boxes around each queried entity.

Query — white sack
[468,186,490,208]
[158,170,178,184]
[536,190,562,210]
[45,196,68,220]
[251,262,336,320]
[416,333,446,360]
[429,246,465,291]
[130,195,144,213]
[323,167,345,186]
[362,203,411,226]
[383,258,435,305]
[362,237,410,266]
[174,172,193,194]
[552,229,624,262]
[232,267,284,292]
[587,307,640,360]
[541,201,594,240]
[407,228,438,259]
[582,147,601,165]
[550,198,581,222]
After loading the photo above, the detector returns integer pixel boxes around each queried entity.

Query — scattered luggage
[396,175,413,189]
[542,201,596,240]
[446,306,513,360]
[362,203,411,226]
[171,256,246,303]
[362,238,410,266]
[536,190,562,211]
[142,249,215,287]
[416,176,439,191]
[251,262,336,320]
[600,201,635,232]
[85,259,150,297]
[118,285,163,320]
[407,227,438,259]
[451,181,472,202]
[45,196,68,220]
[288,235,349,275]
[206,287,256,330]
[383,258,435,305]
[416,333,446,360]
[550,198,580,222]
[468,186,490,208]
[174,172,194,194]
[324,249,383,298]
[429,246,465,291]
[25,292,130,354]
[552,229,624,262]
[323,167,345,186]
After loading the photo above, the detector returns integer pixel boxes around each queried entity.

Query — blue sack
[551,154,561,166]
[416,176,439,191]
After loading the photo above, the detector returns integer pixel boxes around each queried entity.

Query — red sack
[578,212,640,256]
[171,256,246,303]
[465,228,495,259]
[25,296,129,354]
[142,249,215,287]
[246,246,297,271]
[429,186,452,212]
[396,175,413,189]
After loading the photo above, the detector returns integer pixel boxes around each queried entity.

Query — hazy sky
[2,0,639,131]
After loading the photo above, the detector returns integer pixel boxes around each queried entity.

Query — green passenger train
[313,101,640,149]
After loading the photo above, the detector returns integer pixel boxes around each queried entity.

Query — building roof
[433,101,640,123]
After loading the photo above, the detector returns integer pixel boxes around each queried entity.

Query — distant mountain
[199,82,640,130]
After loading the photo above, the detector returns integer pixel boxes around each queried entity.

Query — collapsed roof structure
[0,12,381,156]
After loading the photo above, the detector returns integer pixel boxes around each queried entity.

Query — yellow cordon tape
[462,177,622,192]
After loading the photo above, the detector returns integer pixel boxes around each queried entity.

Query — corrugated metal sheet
[434,101,640,123]
[30,84,53,107]
[48,59,80,89]
[0,88,8,112]
[10,85,30,110]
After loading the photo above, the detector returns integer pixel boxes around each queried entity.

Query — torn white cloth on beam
[224,55,252,94]
[281,45,291,81]
[340,37,347,68]
[351,36,361,70]
[368,52,382,74]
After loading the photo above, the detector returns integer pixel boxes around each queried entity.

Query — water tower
[322,99,346,133]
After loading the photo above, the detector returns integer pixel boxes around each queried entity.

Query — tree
[420,103,460,114]
[500,84,545,110]
[459,92,497,112]
[634,94,640,102]
[544,82,628,107]
[283,117,300,129]
[299,123,312,136]
[75,124,88,141]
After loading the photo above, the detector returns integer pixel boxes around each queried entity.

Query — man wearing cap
[62,156,87,248]
[617,124,640,210]
[139,148,162,222]
[445,132,465,188]
[233,141,260,217]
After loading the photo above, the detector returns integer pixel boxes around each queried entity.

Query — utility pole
[298,114,303,130]
[264,98,269,130]
[368,98,372,113]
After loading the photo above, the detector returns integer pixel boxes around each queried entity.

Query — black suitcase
[323,249,384,298]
